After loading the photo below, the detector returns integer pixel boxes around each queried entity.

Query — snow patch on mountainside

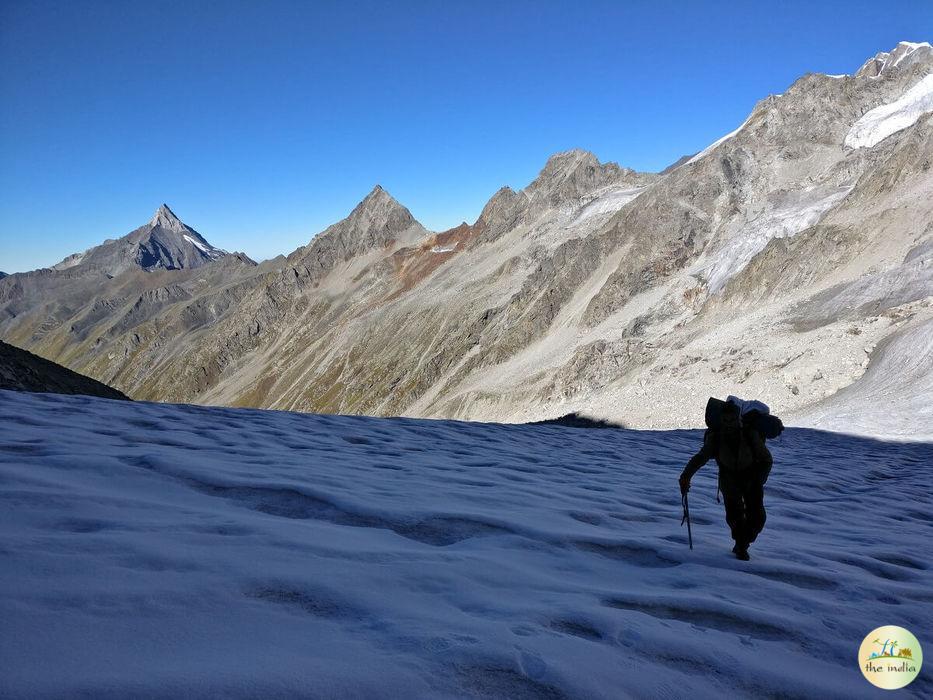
[893,41,932,67]
[699,184,854,293]
[857,41,933,78]
[845,73,933,149]
[1,391,931,698]
[573,186,648,224]
[183,233,226,258]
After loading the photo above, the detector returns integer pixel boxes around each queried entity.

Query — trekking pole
[681,492,693,550]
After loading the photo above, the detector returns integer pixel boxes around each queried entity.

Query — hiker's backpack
[705,396,784,440]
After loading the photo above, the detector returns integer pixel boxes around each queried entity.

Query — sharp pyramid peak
[360,184,398,206]
[293,183,422,264]
[350,184,412,220]
[149,203,187,231]
[144,204,225,258]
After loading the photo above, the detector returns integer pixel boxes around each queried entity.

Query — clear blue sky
[1,0,930,272]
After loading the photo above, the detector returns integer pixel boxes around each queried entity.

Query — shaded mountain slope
[0,340,128,400]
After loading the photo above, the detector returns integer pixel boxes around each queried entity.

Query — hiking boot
[735,546,750,561]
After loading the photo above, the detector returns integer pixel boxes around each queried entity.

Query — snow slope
[183,233,227,259]
[1,390,931,698]
[685,115,753,165]
[698,184,854,293]
[796,317,933,440]
[845,74,933,149]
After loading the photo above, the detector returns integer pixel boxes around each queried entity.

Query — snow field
[0,390,931,698]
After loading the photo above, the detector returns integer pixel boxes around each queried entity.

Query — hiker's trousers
[720,473,766,546]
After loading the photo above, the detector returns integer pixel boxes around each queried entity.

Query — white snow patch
[855,42,931,79]
[183,234,209,253]
[573,186,647,224]
[845,74,933,149]
[0,390,930,697]
[431,244,457,253]
[893,41,932,67]
[699,184,854,293]
[183,234,226,258]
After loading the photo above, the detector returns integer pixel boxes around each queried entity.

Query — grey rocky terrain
[51,204,229,275]
[1,42,930,438]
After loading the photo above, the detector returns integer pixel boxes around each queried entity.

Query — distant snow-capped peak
[148,204,227,260]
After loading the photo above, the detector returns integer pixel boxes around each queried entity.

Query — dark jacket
[683,426,773,483]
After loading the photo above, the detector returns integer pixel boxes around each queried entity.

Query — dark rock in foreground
[0,340,129,400]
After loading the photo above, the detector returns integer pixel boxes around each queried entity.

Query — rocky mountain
[0,206,257,382]
[51,204,228,276]
[286,185,429,277]
[0,339,128,400]
[0,42,930,438]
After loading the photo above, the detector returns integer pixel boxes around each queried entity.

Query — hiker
[679,401,773,560]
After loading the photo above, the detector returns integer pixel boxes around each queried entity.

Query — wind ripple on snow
[0,390,931,699]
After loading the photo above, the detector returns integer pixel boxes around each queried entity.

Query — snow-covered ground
[1,390,931,698]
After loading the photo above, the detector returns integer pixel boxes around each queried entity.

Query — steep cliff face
[1,42,930,433]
